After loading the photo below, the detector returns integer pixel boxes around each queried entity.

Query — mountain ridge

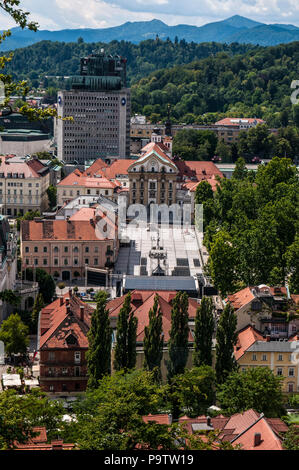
[1,15,299,50]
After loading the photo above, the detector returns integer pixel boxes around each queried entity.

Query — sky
[0,0,298,30]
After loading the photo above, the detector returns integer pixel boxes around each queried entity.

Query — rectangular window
[252,354,257,361]
[278,354,283,361]
[277,368,283,376]
[74,351,81,364]
[48,352,55,361]
[289,368,295,377]
[262,354,267,361]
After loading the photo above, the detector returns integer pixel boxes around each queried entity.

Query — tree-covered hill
[131,41,299,126]
[4,38,257,86]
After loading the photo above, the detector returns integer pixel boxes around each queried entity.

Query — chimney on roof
[207,416,211,427]
[80,305,84,322]
[65,297,70,306]
[59,297,64,307]
[69,288,73,298]
[254,432,262,447]
[266,335,271,342]
[51,440,63,450]
[66,305,71,315]
[168,414,173,425]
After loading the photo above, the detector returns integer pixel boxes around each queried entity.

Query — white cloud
[0,0,298,30]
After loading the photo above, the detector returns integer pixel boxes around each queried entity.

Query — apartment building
[235,325,299,394]
[20,207,118,282]
[56,169,121,207]
[0,155,50,217]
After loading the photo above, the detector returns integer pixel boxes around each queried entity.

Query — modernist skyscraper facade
[56,50,131,164]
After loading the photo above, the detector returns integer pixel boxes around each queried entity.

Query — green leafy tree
[193,296,214,367]
[208,231,237,296]
[285,235,299,294]
[24,268,55,303]
[283,425,299,450]
[0,1,70,123]
[113,292,138,372]
[87,291,112,388]
[215,303,237,384]
[194,180,215,229]
[0,388,64,449]
[0,289,21,307]
[217,367,285,417]
[46,184,57,210]
[74,370,177,450]
[216,139,231,163]
[143,294,164,381]
[0,313,29,357]
[31,293,44,330]
[167,366,216,418]
[17,210,40,231]
[167,291,190,382]
[232,157,248,180]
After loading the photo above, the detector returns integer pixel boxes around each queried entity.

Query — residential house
[39,290,93,395]
[0,155,51,217]
[235,325,299,394]
[226,285,299,337]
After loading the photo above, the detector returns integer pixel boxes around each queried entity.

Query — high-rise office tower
[56,50,131,163]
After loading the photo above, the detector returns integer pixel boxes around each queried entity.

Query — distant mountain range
[1,15,299,51]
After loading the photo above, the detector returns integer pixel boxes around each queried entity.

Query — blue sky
[0,0,298,30]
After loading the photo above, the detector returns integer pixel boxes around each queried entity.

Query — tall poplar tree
[87,291,112,389]
[167,291,189,382]
[143,294,164,381]
[113,292,138,372]
[215,302,238,384]
[193,296,214,367]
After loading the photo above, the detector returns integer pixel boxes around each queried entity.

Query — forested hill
[4,38,257,85]
[131,41,299,127]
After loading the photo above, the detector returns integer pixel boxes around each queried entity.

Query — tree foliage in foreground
[0,388,64,449]
[205,157,298,295]
[0,313,29,356]
[217,367,285,417]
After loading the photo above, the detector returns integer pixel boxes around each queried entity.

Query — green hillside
[131,42,299,126]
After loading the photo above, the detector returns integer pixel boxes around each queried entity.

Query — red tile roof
[21,216,116,242]
[15,427,75,450]
[143,414,171,425]
[39,292,93,350]
[227,287,255,310]
[179,409,286,450]
[0,156,47,178]
[107,290,196,343]
[58,171,119,189]
[174,159,223,180]
[215,118,265,127]
[234,325,265,360]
